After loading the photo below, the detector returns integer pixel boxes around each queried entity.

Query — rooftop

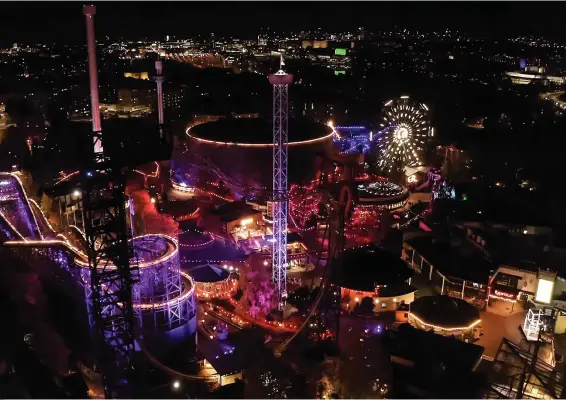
[180,240,247,265]
[464,224,551,269]
[198,335,248,376]
[384,324,485,398]
[209,201,262,223]
[187,263,230,283]
[331,245,413,291]
[386,323,484,372]
[406,233,495,283]
[410,295,480,328]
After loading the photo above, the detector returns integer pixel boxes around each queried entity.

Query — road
[476,309,527,358]
[541,91,566,110]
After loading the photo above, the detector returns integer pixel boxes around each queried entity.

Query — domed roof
[330,245,413,292]
[410,295,480,328]
[187,263,230,283]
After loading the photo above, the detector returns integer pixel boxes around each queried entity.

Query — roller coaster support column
[83,5,138,398]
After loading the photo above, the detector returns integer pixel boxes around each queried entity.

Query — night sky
[0,2,564,44]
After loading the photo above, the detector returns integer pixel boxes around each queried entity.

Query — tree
[242,267,276,318]
[359,296,375,316]
[443,156,467,184]
[287,286,319,313]
[0,126,30,170]
[19,170,36,197]
[316,358,343,399]
[126,186,179,236]
[40,193,53,219]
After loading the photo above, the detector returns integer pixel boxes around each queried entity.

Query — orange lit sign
[494,290,515,299]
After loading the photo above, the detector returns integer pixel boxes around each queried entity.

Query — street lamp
[172,380,181,390]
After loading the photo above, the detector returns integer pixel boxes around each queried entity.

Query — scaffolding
[486,338,564,399]
[523,309,546,342]
[269,61,293,310]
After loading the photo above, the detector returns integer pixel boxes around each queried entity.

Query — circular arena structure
[356,181,410,209]
[187,263,237,300]
[184,117,335,190]
[75,234,197,343]
[339,179,410,217]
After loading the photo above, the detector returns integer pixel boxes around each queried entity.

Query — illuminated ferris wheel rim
[377,96,432,169]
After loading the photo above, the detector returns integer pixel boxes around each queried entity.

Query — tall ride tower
[269,58,293,310]
[82,5,137,398]
[154,60,165,127]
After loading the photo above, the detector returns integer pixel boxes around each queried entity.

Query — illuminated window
[535,279,554,304]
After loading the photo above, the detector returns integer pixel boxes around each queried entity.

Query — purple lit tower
[269,57,293,310]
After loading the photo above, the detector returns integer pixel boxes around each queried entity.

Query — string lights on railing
[176,207,200,221]
[28,198,57,234]
[0,172,45,240]
[133,161,160,179]
[195,278,238,300]
[202,298,299,332]
[357,181,407,198]
[54,170,80,185]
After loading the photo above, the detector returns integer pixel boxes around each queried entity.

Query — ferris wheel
[376,96,433,171]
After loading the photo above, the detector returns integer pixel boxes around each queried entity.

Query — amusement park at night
[2,2,566,400]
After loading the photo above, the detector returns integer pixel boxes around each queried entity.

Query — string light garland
[0,172,44,240]
[28,198,57,234]
[133,161,160,178]
[357,181,406,198]
[409,312,481,332]
[186,127,335,148]
[54,170,80,185]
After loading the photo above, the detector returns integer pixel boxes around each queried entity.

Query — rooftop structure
[384,323,485,398]
[408,295,481,338]
[183,117,334,191]
[404,232,495,285]
[338,178,411,218]
[331,245,417,312]
[187,263,237,300]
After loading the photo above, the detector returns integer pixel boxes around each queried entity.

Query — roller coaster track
[274,196,343,357]
[0,173,44,240]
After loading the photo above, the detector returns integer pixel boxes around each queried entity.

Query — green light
[335,48,347,56]
[334,70,345,76]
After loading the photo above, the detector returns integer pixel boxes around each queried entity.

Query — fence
[402,243,487,310]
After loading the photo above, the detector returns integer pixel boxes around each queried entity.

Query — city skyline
[0,2,564,399]
[1,2,566,44]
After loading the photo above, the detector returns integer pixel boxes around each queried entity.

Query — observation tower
[269,57,293,310]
